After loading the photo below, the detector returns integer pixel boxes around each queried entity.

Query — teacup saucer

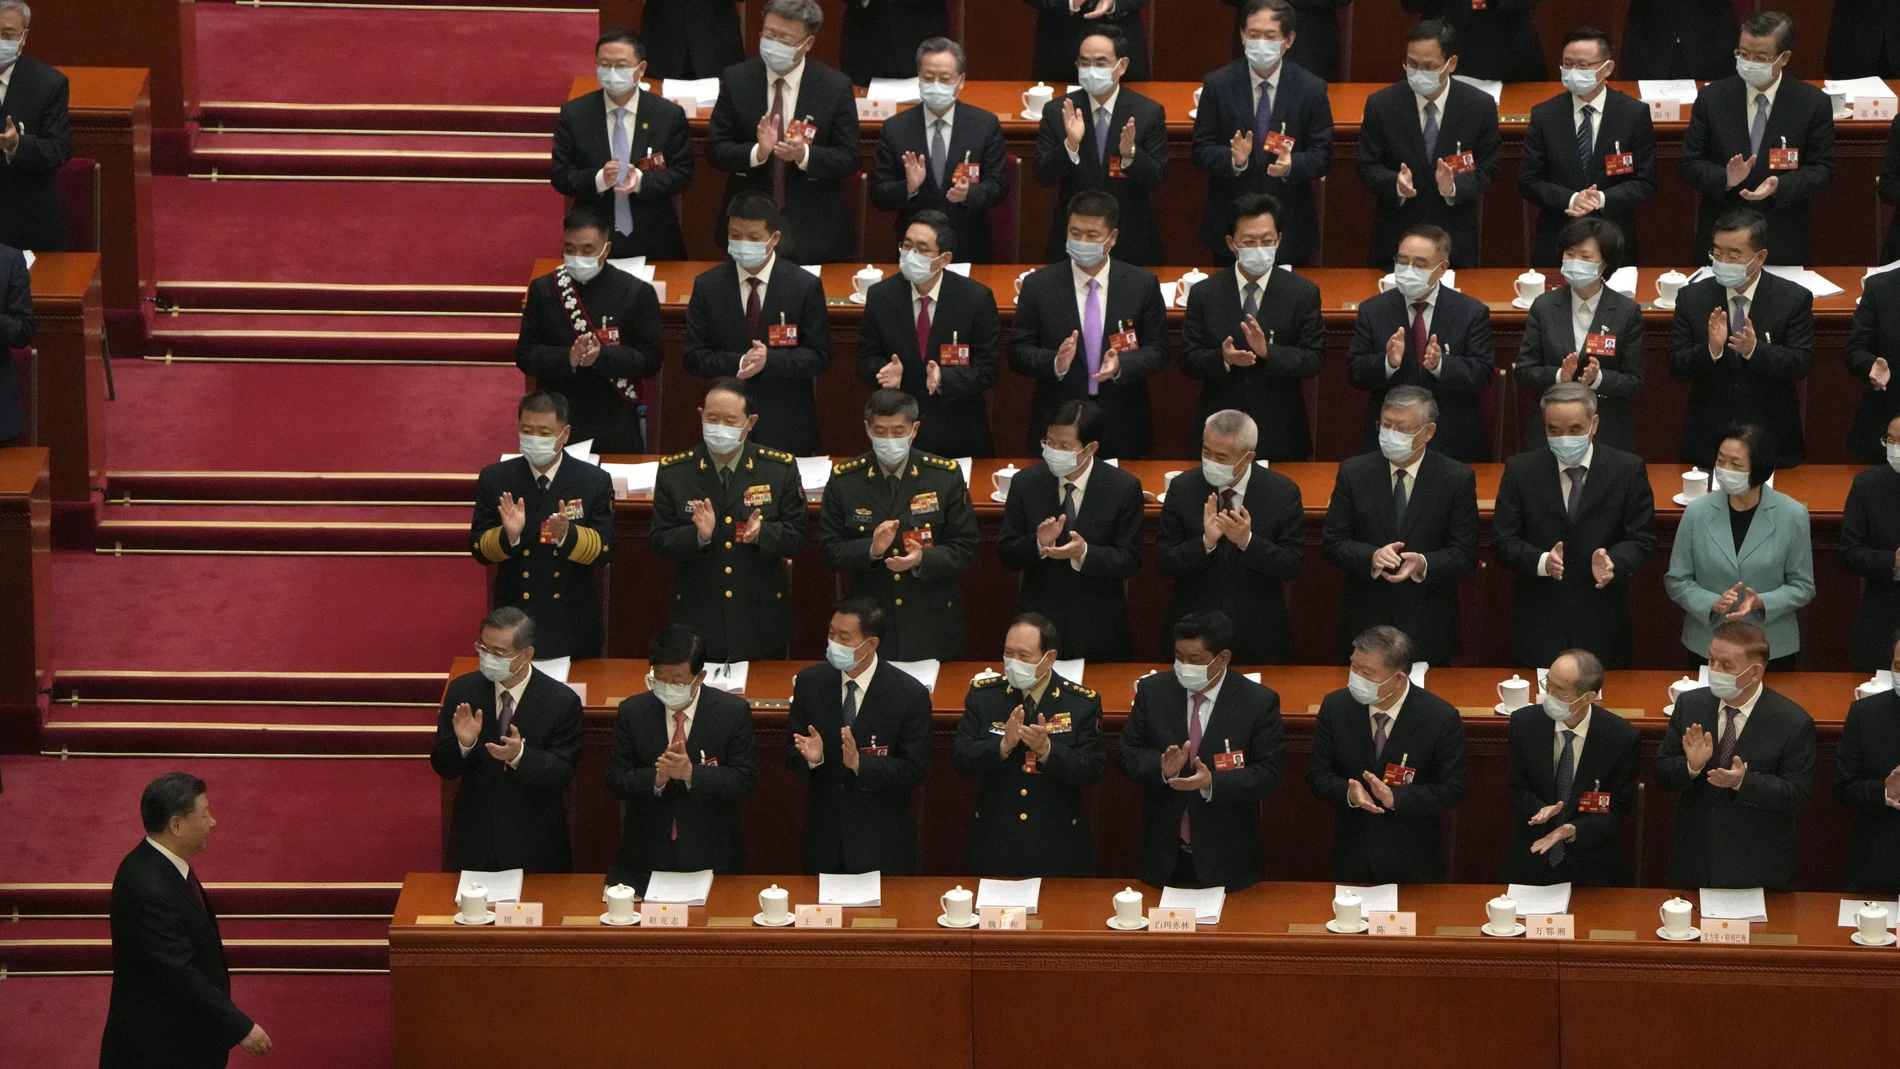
[1482,922,1525,937]
[754,911,794,927]
[453,910,495,925]
[1107,916,1150,931]
[1494,703,1515,716]
[1653,298,1676,311]
[1156,492,1167,504]
[1511,296,1535,310]
[1020,108,1044,121]
[848,292,867,305]
[1657,925,1701,942]
[1325,918,1368,934]
[1852,930,1896,947]
[989,490,1008,503]
[938,913,980,929]
[1672,492,1699,506]
[599,911,641,926]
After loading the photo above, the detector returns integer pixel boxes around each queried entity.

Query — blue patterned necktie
[1422,101,1440,161]
[1094,105,1111,162]
[1748,93,1769,159]
[1576,104,1594,168]
[1550,729,1576,866]
[1253,78,1273,147]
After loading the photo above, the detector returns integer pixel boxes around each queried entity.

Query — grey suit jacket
[1664,485,1815,658]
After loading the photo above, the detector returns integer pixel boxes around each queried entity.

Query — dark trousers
[1168,847,1202,888]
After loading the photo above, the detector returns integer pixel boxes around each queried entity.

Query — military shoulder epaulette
[919,454,959,471]
[1061,680,1098,699]
[833,456,868,475]
[659,450,696,467]
[755,446,794,464]
[971,673,1006,688]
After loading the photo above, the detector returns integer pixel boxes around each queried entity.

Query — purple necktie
[1565,466,1586,517]
[1181,692,1205,843]
[1372,711,1391,762]
[1253,79,1273,149]
[1713,706,1740,769]
[497,690,516,738]
[1083,278,1103,395]
[610,107,632,235]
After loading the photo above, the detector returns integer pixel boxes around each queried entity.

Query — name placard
[1703,920,1750,944]
[979,906,1028,930]
[1527,914,1574,939]
[495,902,544,927]
[640,902,688,927]
[1369,911,1417,936]
[794,904,840,929]
[1854,97,1898,122]
[1148,908,1196,932]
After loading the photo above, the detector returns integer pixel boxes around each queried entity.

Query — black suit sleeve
[1356,97,1406,207]
[1678,93,1730,198]
[955,120,1010,213]
[1210,688,1283,806]
[1606,460,1657,580]
[1425,464,1480,584]
[1123,102,1168,191]
[1457,102,1502,202]
[758,279,833,382]
[870,125,912,211]
[784,677,821,777]
[430,686,481,778]
[1489,465,1546,576]
[690,706,759,800]
[1432,303,1495,394]
[1117,687,1166,785]
[1841,478,1897,579]
[996,479,1042,570]
[1321,466,1377,577]
[123,889,254,1045]
[550,112,599,198]
[1265,282,1326,378]
[1112,277,1169,383]
[1307,705,1352,808]
[1388,708,1466,815]
[1077,476,1143,579]
[705,79,760,174]
[1506,723,1550,822]
[1749,288,1815,381]
[1516,109,1569,210]
[684,286,745,377]
[1592,308,1644,398]
[1009,280,1065,380]
[8,72,70,173]
[1768,99,1836,207]
[1834,703,1892,813]
[1600,107,1658,216]
[934,287,1002,403]
[1516,304,1562,393]
[1346,306,1395,388]
[1735,710,1815,812]
[851,688,931,793]
[1571,724,1638,852]
[605,705,658,800]
[1845,285,1885,383]
[1236,480,1304,579]
[1881,115,1900,209]
[1155,482,1211,579]
[1653,703,1700,791]
[1032,100,1075,188]
[511,693,583,792]
[639,109,696,201]
[802,81,863,182]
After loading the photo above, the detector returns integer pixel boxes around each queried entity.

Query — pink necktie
[1181,693,1205,843]
[916,295,932,363]
[669,710,688,841]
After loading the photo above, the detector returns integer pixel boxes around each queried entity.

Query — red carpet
[0,974,389,1069]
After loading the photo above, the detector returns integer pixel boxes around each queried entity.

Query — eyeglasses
[1402,61,1447,73]
[1075,58,1119,70]
[1233,237,1281,249]
[761,28,808,46]
[597,61,639,70]
[1557,59,1609,71]
[896,241,940,255]
[1709,248,1757,265]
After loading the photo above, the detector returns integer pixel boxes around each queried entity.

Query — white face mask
[519,433,562,468]
[870,433,912,469]
[1235,245,1276,277]
[1405,66,1444,97]
[479,649,520,683]
[1076,64,1116,98]
[729,239,770,270]
[1392,263,1437,301]
[1560,62,1606,97]
[1711,257,1752,290]
[1003,656,1045,691]
[918,80,958,113]
[759,36,803,74]
[1346,669,1389,706]
[564,252,604,284]
[898,247,940,286]
[1043,443,1083,478]
[1887,441,1900,475]
[826,637,865,672]
[1543,692,1587,723]
[1560,259,1601,289]
[1202,456,1241,489]
[1735,55,1778,89]
[1712,466,1753,496]
[646,674,695,710]
[702,421,745,455]
[1708,664,1757,702]
[596,65,638,97]
[1548,433,1591,467]
[1378,426,1419,464]
[1174,659,1212,692]
[1244,38,1283,71]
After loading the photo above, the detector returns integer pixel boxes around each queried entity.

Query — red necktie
[670,710,688,841]
[745,277,763,337]
[916,295,933,365]
[1410,300,1429,372]
[186,869,210,913]
[769,78,788,207]
[1181,693,1205,843]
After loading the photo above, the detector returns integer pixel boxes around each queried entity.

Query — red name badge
[938,342,970,367]
[1768,146,1800,170]
[1021,748,1040,774]
[767,322,798,347]
[951,160,980,184]
[901,527,933,552]
[635,152,666,172]
[700,756,719,767]
[594,326,620,347]
[859,735,890,758]
[1212,749,1246,772]
[1382,762,1417,786]
[1263,129,1296,155]
[1441,149,1476,175]
[1603,151,1635,176]
[1107,328,1138,355]
[1469,0,1485,8]
[1107,155,1125,179]
[784,118,817,143]
[1577,790,1611,814]
[1583,332,1617,357]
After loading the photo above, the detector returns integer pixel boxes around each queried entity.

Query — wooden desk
[390,872,1900,1069]
[441,658,1880,896]
[61,66,154,352]
[0,448,50,750]
[27,253,106,540]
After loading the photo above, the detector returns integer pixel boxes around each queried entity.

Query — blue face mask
[826,638,865,672]
[596,65,638,97]
[1244,38,1283,71]
[1561,259,1601,289]
[0,40,19,66]
[870,434,911,469]
[1548,433,1591,467]
[759,36,803,74]
[918,80,958,113]
[1235,245,1277,277]
[1067,238,1107,269]
[1076,64,1116,98]
[1711,257,1752,290]
[729,239,770,271]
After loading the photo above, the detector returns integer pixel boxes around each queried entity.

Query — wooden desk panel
[26,253,106,540]
[61,67,154,351]
[0,448,51,751]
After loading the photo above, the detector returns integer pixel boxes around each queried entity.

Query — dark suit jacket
[641,0,747,79]
[1503,705,1640,886]
[1154,464,1304,664]
[1519,89,1657,267]
[1666,271,1814,468]
[1034,86,1169,266]
[514,265,662,453]
[0,244,29,443]
[604,686,759,888]
[1399,0,1546,82]
[1491,443,1656,668]
[469,456,616,660]
[99,841,253,1069]
[1322,450,1480,664]
[1010,258,1169,458]
[1190,59,1334,265]
[1119,670,1285,891]
[855,271,1002,457]
[1655,685,1816,891]
[0,56,71,252]
[1345,284,1497,462]
[1308,684,1469,884]
[996,458,1145,660]
[430,669,584,873]
[550,89,692,260]
[1180,266,1325,460]
[1211,0,1348,83]
[1841,464,1900,673]
[1681,75,1837,265]
[1024,0,1150,82]
[1622,0,1737,82]
[952,672,1106,877]
[683,255,832,454]
[1356,79,1501,268]
[841,0,948,84]
[1880,116,1900,263]
[1846,268,1900,464]
[784,660,933,874]
[704,57,861,264]
[1834,689,1900,892]
[1516,283,1646,452]
[1827,0,1900,80]
[870,100,1010,263]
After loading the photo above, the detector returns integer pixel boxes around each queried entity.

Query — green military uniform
[950,671,1106,877]
[649,439,808,661]
[818,448,978,661]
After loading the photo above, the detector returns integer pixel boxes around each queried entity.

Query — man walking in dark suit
[1515,217,1645,453]
[1308,625,1468,884]
[469,391,614,661]
[0,239,28,447]
[1666,208,1814,469]
[1842,417,1900,672]
[1621,0,1737,82]
[953,613,1106,877]
[1191,0,1333,268]
[1155,410,1304,664]
[640,0,747,78]
[1503,649,1640,887]
[704,0,861,264]
[0,2,69,252]
[550,29,693,262]
[997,398,1144,660]
[1346,224,1496,462]
[869,39,1010,264]
[1180,193,1325,460]
[100,772,269,1067]
[605,624,758,891]
[1011,191,1169,458]
[1322,386,1479,665]
[1845,269,1900,466]
[786,598,933,874]
[1491,382,1656,669]
[1400,0,1548,82]
[1033,26,1169,266]
[684,193,832,455]
[1024,0,1150,84]
[1119,611,1285,891]
[840,0,947,85]
[1834,631,1900,892]
[858,211,1002,457]
[431,608,584,873]
[515,210,663,454]
[1655,620,1816,891]
[650,378,809,662]
[1355,20,1500,268]
[1680,11,1836,266]
[1519,28,1656,269]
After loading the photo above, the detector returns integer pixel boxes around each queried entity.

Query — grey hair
[1351,625,1416,675]
[1203,409,1258,452]
[481,606,536,652]
[763,0,822,34]
[916,36,965,74]
[1555,648,1606,696]
[1381,384,1439,424]
[0,0,29,26]
[1540,381,1599,418]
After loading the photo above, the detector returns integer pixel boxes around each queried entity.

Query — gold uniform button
[725,590,733,598]
[894,598,903,606]
[892,574,900,582]
[724,566,732,574]
[1019,788,1028,797]
[776,592,783,599]
[521,550,530,557]
[520,592,531,599]
[725,515,734,524]
[724,541,733,549]
[1071,818,1078,825]
[521,571,530,578]
[552,593,561,599]
[1018,812,1028,821]
[552,571,560,578]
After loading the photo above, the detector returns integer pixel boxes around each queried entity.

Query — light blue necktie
[1422,101,1440,161]
[1748,93,1769,160]
[1094,105,1111,162]
[610,107,633,235]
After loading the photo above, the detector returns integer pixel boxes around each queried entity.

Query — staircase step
[42,702,436,756]
[196,129,553,157]
[96,515,468,552]
[189,143,550,180]
[1,920,390,971]
[198,101,561,136]
[101,502,470,524]
[155,279,527,315]
[51,671,449,704]
[0,882,402,917]
[146,326,518,362]
[105,470,477,504]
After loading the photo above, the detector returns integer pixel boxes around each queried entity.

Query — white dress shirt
[1376,452,1428,581]
[1746,74,1783,133]
[1571,86,1606,153]
[1066,85,1125,165]
[145,836,192,880]
[1386,284,1442,378]
[912,271,943,328]
[1553,705,1592,772]
[1236,262,1272,306]
[654,688,701,794]
[1046,453,1095,571]
[1717,272,1764,360]
[1689,680,1764,776]
[1536,443,1595,577]
[1570,285,1603,356]
[457,671,531,766]
[1232,66,1282,174]
[750,59,811,170]
[738,251,776,317]
[595,89,640,193]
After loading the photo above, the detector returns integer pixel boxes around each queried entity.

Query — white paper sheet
[533,656,571,682]
[1761,265,1845,297]
[455,869,523,905]
[866,77,923,103]
[796,456,834,493]
[800,263,823,278]
[661,77,722,106]
[1452,75,1503,102]
[888,659,942,691]
[946,262,973,277]
[1054,658,1085,683]
[976,878,1042,914]
[1838,899,1900,927]
[1158,280,1179,307]
[819,871,883,906]
[1607,265,1639,298]
[1409,662,1429,688]
[1159,885,1226,923]
[1507,882,1573,916]
[21,249,32,269]
[1699,887,1767,921]
[1865,259,1900,281]
[601,461,658,496]
[1336,883,1399,912]
[955,457,973,485]
[644,869,715,905]
[1639,79,1700,104]
[499,442,600,467]
[1825,76,1898,101]
[703,661,748,694]
[607,255,648,272]
[1102,458,1119,467]
[1243,672,1262,683]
